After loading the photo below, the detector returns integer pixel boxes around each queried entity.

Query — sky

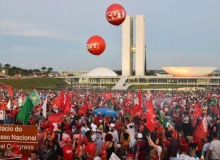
[0,0,220,71]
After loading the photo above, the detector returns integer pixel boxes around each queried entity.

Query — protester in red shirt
[8,143,22,159]
[178,131,187,151]
[86,135,97,160]
[61,138,74,160]
[156,121,165,139]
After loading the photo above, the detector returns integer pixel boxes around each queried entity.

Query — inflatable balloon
[106,4,126,26]
[87,35,106,56]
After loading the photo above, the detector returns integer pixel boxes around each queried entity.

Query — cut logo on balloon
[106,9,126,21]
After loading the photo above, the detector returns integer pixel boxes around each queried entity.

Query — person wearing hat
[134,133,146,160]
[60,137,74,160]
[109,123,119,143]
[98,120,103,131]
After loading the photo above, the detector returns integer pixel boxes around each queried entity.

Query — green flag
[159,110,167,127]
[17,97,34,124]
[22,90,41,107]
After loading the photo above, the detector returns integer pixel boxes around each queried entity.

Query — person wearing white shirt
[201,136,211,160]
[108,123,119,143]
[208,132,220,160]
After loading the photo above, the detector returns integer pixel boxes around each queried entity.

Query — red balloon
[106,4,126,26]
[87,35,106,56]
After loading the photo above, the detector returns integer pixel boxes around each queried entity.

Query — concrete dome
[86,67,117,77]
[163,67,217,77]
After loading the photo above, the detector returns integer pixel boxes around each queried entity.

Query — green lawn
[0,78,66,90]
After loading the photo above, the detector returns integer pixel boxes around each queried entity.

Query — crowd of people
[1,88,220,160]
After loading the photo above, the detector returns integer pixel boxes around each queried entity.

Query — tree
[11,66,18,75]
[0,63,2,69]
[3,63,11,69]
[3,63,11,75]
[47,67,53,73]
[41,66,47,73]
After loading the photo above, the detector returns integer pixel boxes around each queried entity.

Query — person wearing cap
[44,128,55,142]
[7,143,22,158]
[98,120,103,131]
[85,135,97,160]
[134,133,146,160]
[109,123,119,143]
[60,137,74,160]
[127,153,134,160]
[99,150,107,160]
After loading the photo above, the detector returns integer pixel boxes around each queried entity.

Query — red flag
[137,86,142,110]
[102,92,112,105]
[193,115,208,139]
[192,103,202,127]
[54,91,65,111]
[48,113,65,123]
[8,86,13,98]
[146,96,156,132]
[131,104,140,117]
[64,92,71,114]
[213,105,219,114]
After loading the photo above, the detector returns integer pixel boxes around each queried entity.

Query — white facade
[122,15,146,76]
[135,15,146,76]
[122,15,133,76]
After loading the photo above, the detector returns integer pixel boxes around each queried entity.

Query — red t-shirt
[86,142,96,160]
[62,145,74,160]
[156,126,165,139]
[83,136,88,146]
[115,122,122,131]
[179,138,187,150]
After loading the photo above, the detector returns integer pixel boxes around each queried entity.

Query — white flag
[0,110,5,120]
[41,96,47,118]
[7,100,11,110]
[18,97,23,106]
[109,153,121,160]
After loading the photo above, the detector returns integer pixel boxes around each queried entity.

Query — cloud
[0,20,79,40]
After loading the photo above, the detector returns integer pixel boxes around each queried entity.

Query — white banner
[109,153,121,160]
[0,110,5,120]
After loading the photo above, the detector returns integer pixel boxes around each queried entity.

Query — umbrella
[92,108,118,117]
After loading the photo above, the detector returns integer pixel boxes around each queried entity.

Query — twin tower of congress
[122,15,146,76]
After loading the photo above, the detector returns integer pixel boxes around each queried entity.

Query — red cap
[100,150,107,155]
[12,143,19,148]
[65,138,72,143]
[46,128,52,133]
[127,153,134,158]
